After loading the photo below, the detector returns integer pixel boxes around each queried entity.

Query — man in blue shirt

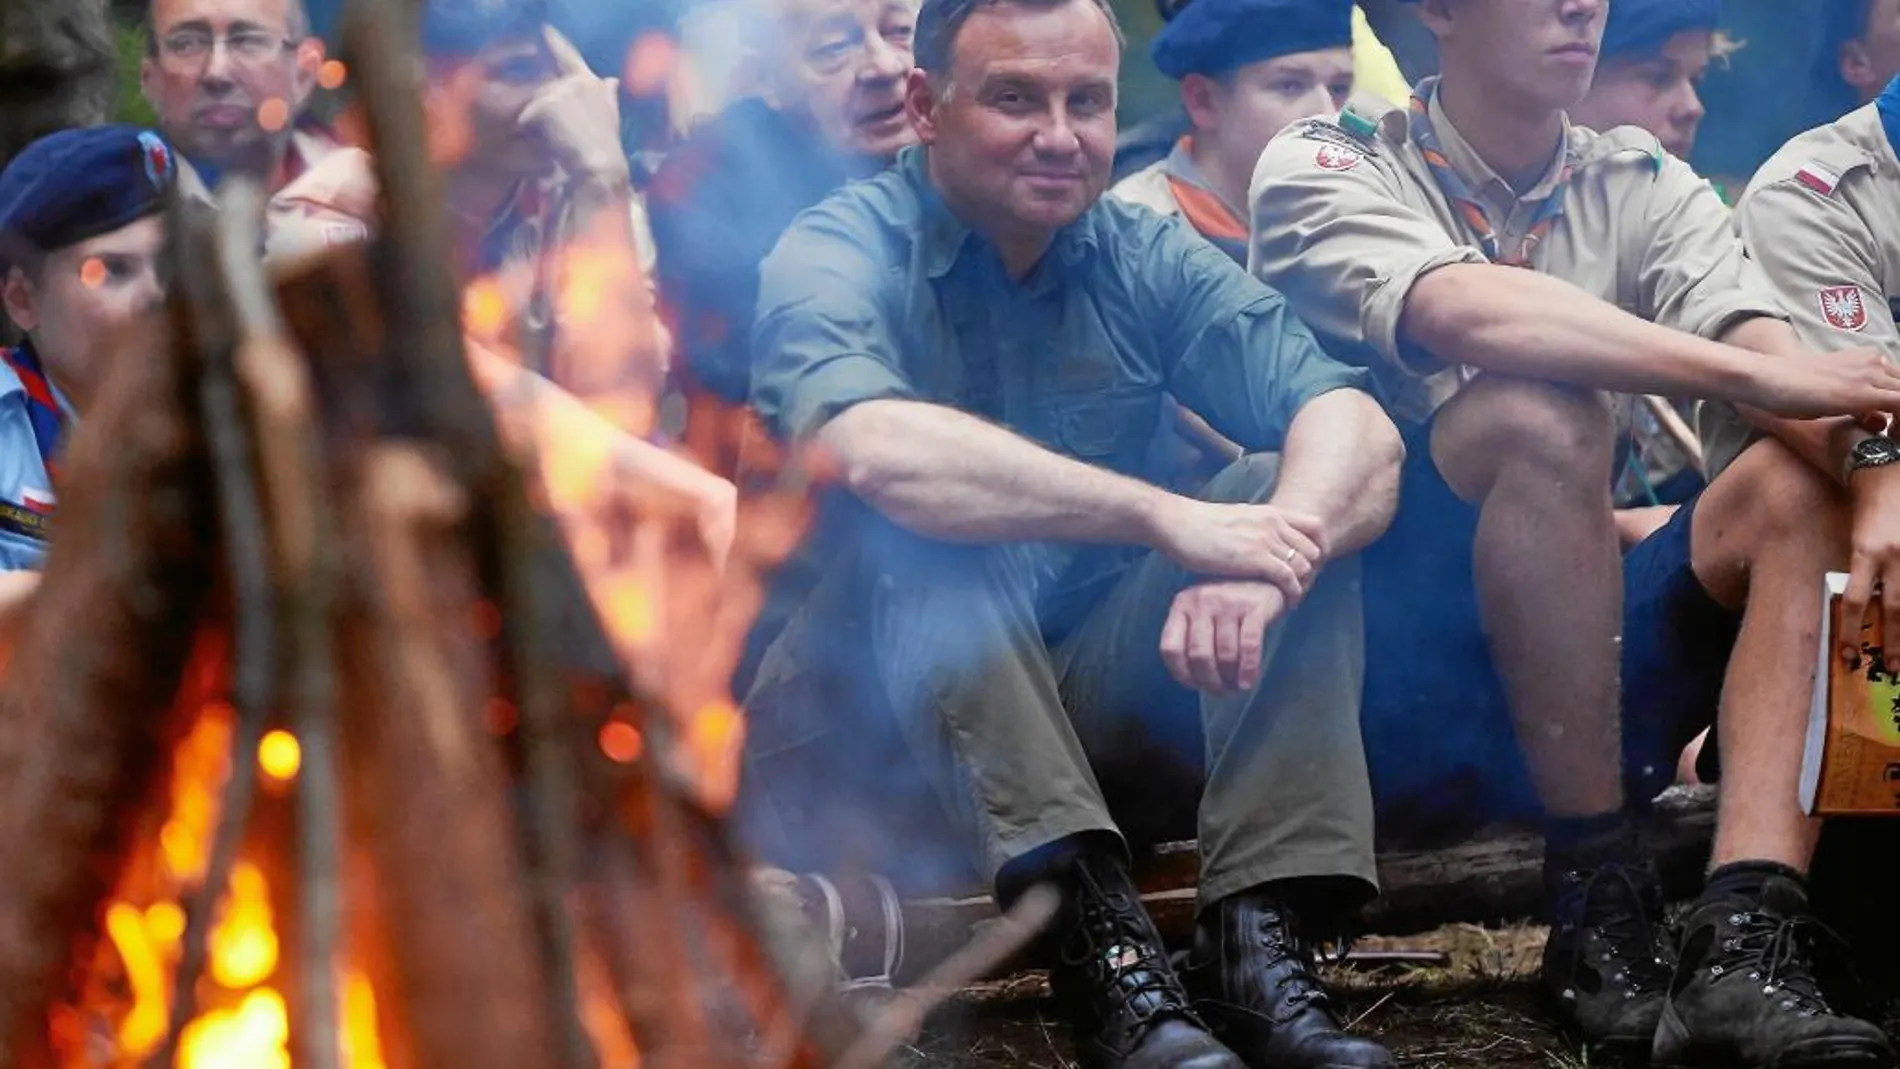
[0,125,173,581]
[746,0,1404,1064]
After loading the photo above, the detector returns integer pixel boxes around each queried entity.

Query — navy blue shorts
[1360,425,1741,840]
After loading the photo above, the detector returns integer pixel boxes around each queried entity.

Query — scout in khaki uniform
[1251,0,1900,1064]
[1110,0,1355,263]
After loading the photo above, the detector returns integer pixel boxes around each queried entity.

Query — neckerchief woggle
[0,341,63,482]
[1407,77,1575,269]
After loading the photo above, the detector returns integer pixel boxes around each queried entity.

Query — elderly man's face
[908,0,1118,259]
[773,0,920,160]
[141,0,317,170]
[2,217,166,408]
[1572,30,1711,158]
[1421,0,1607,115]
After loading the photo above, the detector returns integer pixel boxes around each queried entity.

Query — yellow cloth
[1351,6,1411,106]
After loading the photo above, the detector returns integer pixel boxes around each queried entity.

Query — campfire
[0,2,855,1065]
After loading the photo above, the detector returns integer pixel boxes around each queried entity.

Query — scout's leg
[1054,454,1390,1069]
[1646,439,1891,1068]
[1427,374,1667,1057]
[769,513,1240,1069]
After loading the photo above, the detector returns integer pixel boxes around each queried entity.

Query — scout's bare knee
[1432,376,1615,505]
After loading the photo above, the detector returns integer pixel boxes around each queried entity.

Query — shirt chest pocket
[1053,389,1160,467]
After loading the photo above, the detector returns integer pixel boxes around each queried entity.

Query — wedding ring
[1281,547,1298,563]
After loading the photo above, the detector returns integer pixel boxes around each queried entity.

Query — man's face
[1571,30,1711,158]
[141,0,316,169]
[1423,0,1607,114]
[430,35,559,180]
[1844,0,1900,105]
[908,0,1119,251]
[2,217,166,406]
[1187,48,1353,195]
[774,0,921,160]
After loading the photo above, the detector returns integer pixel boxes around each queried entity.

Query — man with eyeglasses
[140,0,337,192]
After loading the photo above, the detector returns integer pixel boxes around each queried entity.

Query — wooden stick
[218,177,345,1069]
[1642,395,1705,471]
[149,202,280,1069]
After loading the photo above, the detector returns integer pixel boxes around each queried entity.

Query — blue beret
[1600,0,1723,59]
[422,0,549,57]
[0,125,175,267]
[1152,0,1354,80]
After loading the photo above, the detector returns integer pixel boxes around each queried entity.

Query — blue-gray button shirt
[752,146,1368,475]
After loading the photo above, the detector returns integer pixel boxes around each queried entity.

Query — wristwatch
[1845,434,1900,482]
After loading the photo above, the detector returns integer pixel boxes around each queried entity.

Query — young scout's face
[1,217,167,408]
[1843,0,1900,106]
[142,0,318,170]
[908,0,1119,246]
[1572,29,1711,159]
[773,0,921,160]
[431,34,561,181]
[1422,0,1607,114]
[1185,48,1353,195]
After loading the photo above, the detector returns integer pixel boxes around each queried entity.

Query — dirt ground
[894,924,1595,1069]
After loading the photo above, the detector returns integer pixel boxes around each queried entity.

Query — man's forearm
[1404,265,1758,399]
[1268,389,1405,557]
[818,399,1177,546]
[1722,316,1871,482]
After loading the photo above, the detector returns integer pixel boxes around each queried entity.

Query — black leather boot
[1179,889,1395,1069]
[1541,856,1676,1060]
[1043,851,1243,1069]
[1651,873,1893,1068]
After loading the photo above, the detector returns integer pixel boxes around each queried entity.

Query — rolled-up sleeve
[1633,155,1786,340]
[1140,215,1370,451]
[1249,126,1486,376]
[751,214,917,443]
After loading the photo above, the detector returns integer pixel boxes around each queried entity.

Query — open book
[1800,572,1900,814]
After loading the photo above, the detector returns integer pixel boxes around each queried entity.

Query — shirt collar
[1423,81,1574,209]
[902,145,1101,284]
[1162,136,1246,221]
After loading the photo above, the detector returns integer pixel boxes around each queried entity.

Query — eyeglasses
[157,28,295,70]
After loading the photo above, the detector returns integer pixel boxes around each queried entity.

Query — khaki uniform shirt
[1719,98,1900,476]
[1109,159,1182,220]
[1249,88,1784,427]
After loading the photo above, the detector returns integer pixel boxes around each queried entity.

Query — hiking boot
[1652,873,1893,1068]
[1181,889,1395,1069]
[1045,850,1244,1069]
[1541,857,1676,1060]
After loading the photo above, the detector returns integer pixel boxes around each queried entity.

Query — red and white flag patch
[1795,163,1842,196]
[20,486,54,514]
[1314,144,1361,172]
[1819,285,1869,331]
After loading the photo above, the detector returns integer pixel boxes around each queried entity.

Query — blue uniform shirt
[0,343,68,570]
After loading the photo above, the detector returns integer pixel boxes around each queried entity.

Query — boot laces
[1563,863,1673,993]
[1060,885,1183,1030]
[1252,911,1330,1017]
[1719,910,1848,1018]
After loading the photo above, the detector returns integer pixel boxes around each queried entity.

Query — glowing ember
[257,97,290,134]
[258,729,301,783]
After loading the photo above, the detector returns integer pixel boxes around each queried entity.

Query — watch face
[1858,436,1900,466]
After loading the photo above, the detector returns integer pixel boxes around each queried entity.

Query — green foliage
[112,21,158,126]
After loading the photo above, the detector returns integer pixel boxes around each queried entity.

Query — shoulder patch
[1314,143,1362,171]
[1295,120,1379,159]
[1818,285,1869,331]
[1795,163,1842,197]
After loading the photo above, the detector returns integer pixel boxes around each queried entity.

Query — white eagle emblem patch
[1314,144,1361,172]
[1819,285,1869,332]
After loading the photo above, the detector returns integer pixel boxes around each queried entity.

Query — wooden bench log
[867,787,1716,983]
